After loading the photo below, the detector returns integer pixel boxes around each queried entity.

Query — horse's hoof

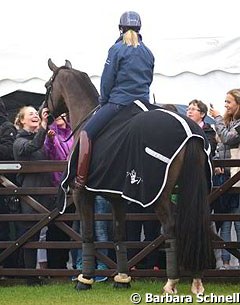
[113,273,131,288]
[113,282,131,289]
[191,279,204,295]
[75,281,92,291]
[163,285,177,294]
[163,279,179,294]
[75,274,94,291]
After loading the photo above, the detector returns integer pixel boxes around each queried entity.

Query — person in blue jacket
[75,11,155,189]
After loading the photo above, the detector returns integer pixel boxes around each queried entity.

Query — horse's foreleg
[111,199,131,288]
[73,190,95,290]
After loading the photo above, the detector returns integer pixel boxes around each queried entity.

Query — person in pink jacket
[44,113,73,186]
[44,113,74,269]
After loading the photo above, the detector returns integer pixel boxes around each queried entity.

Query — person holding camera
[209,89,240,269]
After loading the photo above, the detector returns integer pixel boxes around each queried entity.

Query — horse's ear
[48,58,58,72]
[65,60,72,69]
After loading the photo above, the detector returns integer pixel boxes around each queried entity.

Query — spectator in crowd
[186,99,220,267]
[44,113,73,187]
[209,89,240,269]
[186,99,217,156]
[13,105,53,285]
[212,136,238,233]
[44,113,74,269]
[0,97,18,268]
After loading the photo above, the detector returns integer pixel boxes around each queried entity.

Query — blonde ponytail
[14,106,29,129]
[122,30,139,47]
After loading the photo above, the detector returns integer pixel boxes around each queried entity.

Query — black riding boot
[75,131,92,190]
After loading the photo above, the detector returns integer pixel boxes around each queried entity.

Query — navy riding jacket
[99,35,154,106]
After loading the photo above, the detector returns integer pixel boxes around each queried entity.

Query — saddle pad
[57,102,212,213]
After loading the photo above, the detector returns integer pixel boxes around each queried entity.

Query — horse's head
[44,58,72,118]
[44,58,100,130]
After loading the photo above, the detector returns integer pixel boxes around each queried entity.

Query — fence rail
[0,160,240,280]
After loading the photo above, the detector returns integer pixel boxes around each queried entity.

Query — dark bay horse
[45,59,212,294]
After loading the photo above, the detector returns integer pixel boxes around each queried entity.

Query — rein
[63,104,100,142]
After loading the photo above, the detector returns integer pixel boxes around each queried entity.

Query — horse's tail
[176,137,212,273]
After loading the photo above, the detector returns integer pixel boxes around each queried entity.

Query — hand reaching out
[40,107,50,129]
[209,107,220,118]
[47,129,55,138]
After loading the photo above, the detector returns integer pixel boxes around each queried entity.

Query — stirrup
[75,176,86,190]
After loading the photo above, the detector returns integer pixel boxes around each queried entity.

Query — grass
[0,279,239,305]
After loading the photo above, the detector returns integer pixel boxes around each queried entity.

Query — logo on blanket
[126,170,142,184]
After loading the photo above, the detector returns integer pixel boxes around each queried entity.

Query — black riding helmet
[119,11,141,33]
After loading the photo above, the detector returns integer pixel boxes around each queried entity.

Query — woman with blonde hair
[13,105,53,284]
[75,11,155,189]
[210,88,240,269]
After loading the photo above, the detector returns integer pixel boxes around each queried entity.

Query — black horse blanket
[58,101,212,213]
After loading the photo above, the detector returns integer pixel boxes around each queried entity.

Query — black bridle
[43,66,100,141]
[44,65,69,116]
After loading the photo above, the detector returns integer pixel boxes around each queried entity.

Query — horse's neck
[68,101,95,132]
[61,70,98,131]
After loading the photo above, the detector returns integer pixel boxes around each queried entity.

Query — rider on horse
[75,11,155,189]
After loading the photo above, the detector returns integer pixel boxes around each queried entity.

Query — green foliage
[0,280,239,305]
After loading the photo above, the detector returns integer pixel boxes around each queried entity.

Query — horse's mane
[72,68,99,103]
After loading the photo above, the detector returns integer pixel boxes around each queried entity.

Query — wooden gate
[0,160,240,280]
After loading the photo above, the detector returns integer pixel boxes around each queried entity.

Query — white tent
[1,0,240,114]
